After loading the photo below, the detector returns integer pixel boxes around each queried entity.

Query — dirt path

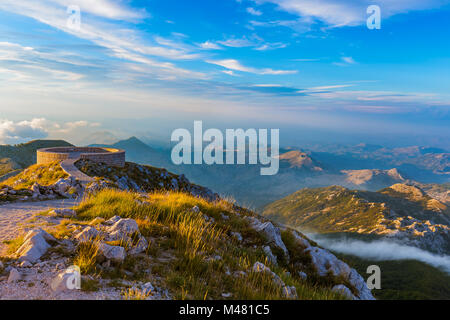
[0,199,79,253]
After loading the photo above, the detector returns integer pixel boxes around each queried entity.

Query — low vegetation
[70,189,343,300]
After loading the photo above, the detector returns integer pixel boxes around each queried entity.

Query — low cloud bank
[308,235,450,274]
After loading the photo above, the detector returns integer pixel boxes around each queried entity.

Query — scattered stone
[142,282,154,295]
[107,218,139,235]
[191,206,200,213]
[74,226,99,242]
[98,243,126,263]
[298,271,307,280]
[128,236,148,255]
[222,292,232,298]
[231,232,243,242]
[283,286,298,299]
[16,229,56,263]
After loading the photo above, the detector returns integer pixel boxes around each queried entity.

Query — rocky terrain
[0,160,375,300]
[263,184,450,255]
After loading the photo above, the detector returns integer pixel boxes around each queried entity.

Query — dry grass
[0,161,68,189]
[121,287,151,300]
[73,189,342,300]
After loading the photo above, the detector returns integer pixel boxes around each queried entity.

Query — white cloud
[334,56,357,66]
[198,41,223,50]
[217,38,254,48]
[247,7,263,16]
[206,59,297,75]
[0,118,48,144]
[0,118,104,144]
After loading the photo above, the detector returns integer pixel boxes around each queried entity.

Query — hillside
[263,184,450,255]
[0,140,73,177]
[0,161,376,300]
[341,168,406,190]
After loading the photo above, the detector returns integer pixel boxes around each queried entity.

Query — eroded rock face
[15,229,56,263]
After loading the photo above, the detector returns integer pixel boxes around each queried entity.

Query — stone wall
[37,147,125,167]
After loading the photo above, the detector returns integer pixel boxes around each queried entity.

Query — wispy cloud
[206,59,297,75]
[0,0,206,80]
[255,0,449,27]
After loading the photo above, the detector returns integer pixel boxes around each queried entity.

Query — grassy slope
[263,185,450,233]
[71,189,346,300]
[0,158,21,176]
[263,186,385,233]
[336,254,450,300]
[0,162,68,189]
[0,139,72,174]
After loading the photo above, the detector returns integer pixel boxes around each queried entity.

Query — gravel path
[0,199,79,254]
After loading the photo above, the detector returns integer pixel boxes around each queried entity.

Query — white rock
[15,229,56,263]
[282,286,298,299]
[98,243,126,263]
[142,282,154,295]
[292,231,311,248]
[298,271,308,280]
[191,206,200,213]
[231,232,243,242]
[74,226,99,242]
[128,236,148,255]
[104,215,122,226]
[306,246,351,277]
[107,218,139,235]
[332,285,356,300]
[263,246,278,265]
[305,246,375,300]
[247,217,289,259]
[8,268,21,283]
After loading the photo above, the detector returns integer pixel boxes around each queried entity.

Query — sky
[0,0,449,148]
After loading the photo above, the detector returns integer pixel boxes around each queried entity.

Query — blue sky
[0,0,449,147]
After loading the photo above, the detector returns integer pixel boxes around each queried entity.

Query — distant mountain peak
[279,150,323,171]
